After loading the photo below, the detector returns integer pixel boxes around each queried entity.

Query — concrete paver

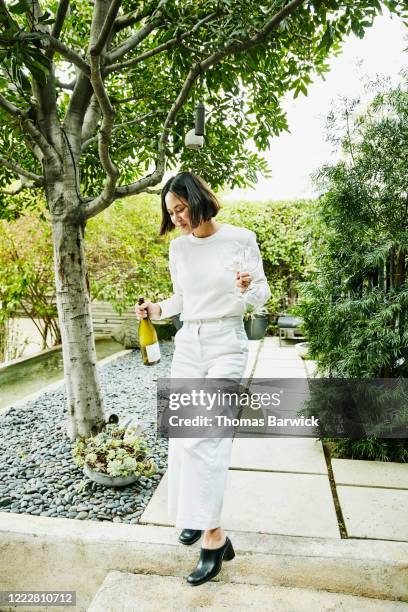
[253,364,307,378]
[303,359,319,377]
[255,358,307,370]
[242,341,261,378]
[332,459,408,489]
[230,437,327,474]
[337,486,408,542]
[222,470,340,537]
[140,469,340,538]
[142,335,408,550]
[258,348,304,359]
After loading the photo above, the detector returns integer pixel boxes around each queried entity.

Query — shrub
[0,205,60,349]
[218,199,316,318]
[85,194,173,313]
[298,78,408,462]
[2,194,316,338]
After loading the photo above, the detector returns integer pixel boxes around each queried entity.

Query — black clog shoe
[187,536,235,586]
[178,529,203,545]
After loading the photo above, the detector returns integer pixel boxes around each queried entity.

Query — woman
[135,171,270,586]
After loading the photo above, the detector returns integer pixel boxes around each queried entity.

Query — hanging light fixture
[194,101,205,136]
[185,74,206,149]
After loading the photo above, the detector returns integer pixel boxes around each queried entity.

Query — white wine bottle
[138,297,161,366]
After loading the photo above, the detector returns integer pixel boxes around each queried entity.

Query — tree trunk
[51,208,105,441]
[0,318,6,363]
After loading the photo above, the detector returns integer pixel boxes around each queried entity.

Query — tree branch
[84,0,306,218]
[199,0,306,72]
[111,94,141,105]
[104,15,164,65]
[104,11,219,76]
[18,32,91,76]
[84,63,200,219]
[80,1,128,151]
[90,0,122,56]
[113,4,158,32]
[0,156,44,184]
[0,177,42,195]
[56,78,76,90]
[178,40,207,57]
[46,0,70,60]
[81,94,101,148]
[63,0,113,163]
[26,0,63,158]
[81,110,164,152]
[143,187,161,195]
[86,0,122,214]
[0,92,60,165]
[0,92,24,117]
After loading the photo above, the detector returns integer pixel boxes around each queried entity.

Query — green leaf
[8,0,30,14]
[37,10,54,24]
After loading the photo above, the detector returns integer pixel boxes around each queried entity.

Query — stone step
[88,572,408,612]
[2,514,408,609]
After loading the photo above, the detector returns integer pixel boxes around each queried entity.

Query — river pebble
[0,344,173,525]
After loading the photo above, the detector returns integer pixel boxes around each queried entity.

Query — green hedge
[0,195,316,342]
[86,195,315,320]
[85,195,173,313]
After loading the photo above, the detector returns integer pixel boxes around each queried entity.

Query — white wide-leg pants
[168,316,249,530]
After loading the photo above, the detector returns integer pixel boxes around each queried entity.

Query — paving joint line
[334,483,408,491]
[228,467,330,476]
[236,339,264,426]
[322,442,348,539]
[299,354,349,539]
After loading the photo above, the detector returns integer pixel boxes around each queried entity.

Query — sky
[217,10,407,202]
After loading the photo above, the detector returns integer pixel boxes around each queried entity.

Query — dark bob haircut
[159,171,221,236]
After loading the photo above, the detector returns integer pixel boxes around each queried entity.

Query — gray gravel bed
[0,343,174,524]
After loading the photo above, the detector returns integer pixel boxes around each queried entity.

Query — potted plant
[72,421,157,488]
[170,314,183,331]
[243,305,269,340]
[295,342,309,359]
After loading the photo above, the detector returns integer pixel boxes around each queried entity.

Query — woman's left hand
[236,271,251,293]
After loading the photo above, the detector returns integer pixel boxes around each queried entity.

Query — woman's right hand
[135,299,161,321]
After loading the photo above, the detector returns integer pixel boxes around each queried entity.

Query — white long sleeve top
[156,223,271,322]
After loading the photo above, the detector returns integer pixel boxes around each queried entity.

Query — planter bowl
[244,315,269,340]
[83,464,139,488]
[170,314,183,331]
[295,342,309,359]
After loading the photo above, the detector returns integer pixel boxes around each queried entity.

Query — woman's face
[165,191,192,234]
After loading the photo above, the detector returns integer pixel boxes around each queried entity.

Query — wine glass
[219,241,260,299]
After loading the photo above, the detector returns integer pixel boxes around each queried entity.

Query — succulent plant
[72,423,157,478]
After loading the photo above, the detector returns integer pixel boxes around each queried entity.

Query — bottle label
[146,341,161,363]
